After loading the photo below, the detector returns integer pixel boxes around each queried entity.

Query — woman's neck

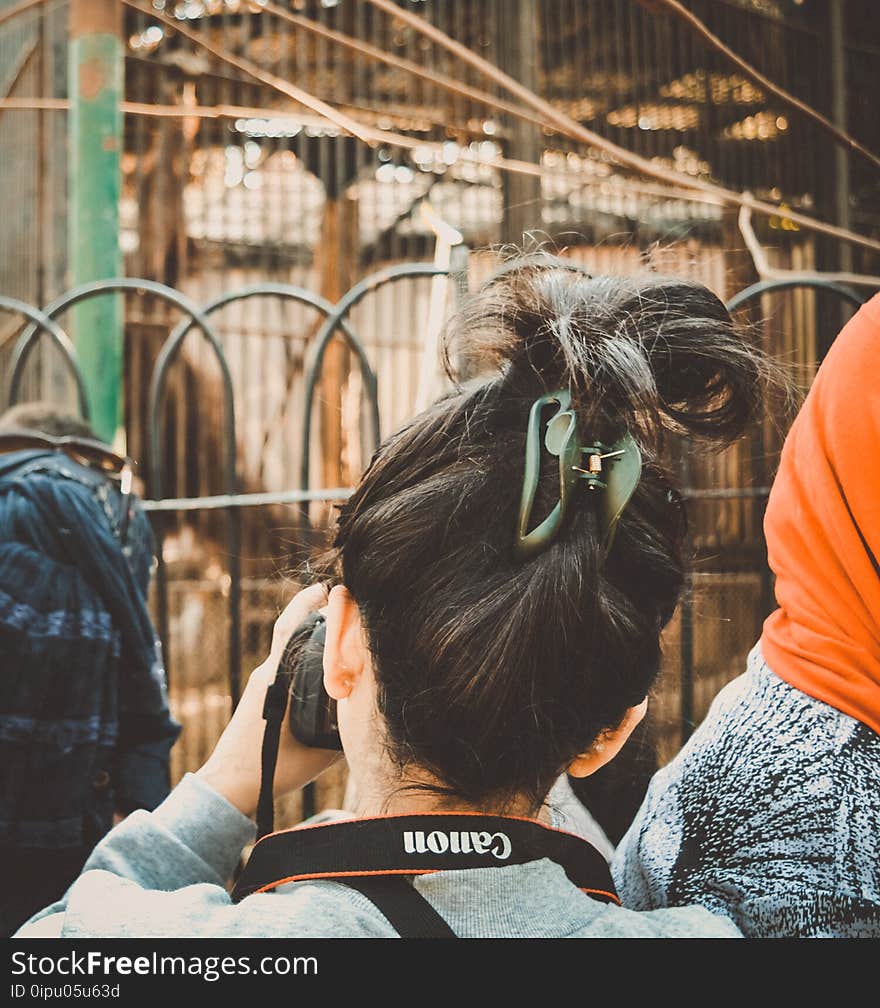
[348,767,551,824]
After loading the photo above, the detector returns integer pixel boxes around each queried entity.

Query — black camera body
[279,610,343,751]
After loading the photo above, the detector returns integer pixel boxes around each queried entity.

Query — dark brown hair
[322,255,768,812]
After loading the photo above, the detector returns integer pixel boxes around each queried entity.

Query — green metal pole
[68,0,123,441]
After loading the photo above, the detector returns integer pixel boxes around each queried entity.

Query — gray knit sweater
[15,774,739,939]
[612,645,880,938]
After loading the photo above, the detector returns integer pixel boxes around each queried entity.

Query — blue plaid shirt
[0,449,180,850]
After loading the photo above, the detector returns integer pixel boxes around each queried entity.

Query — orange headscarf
[761,293,880,736]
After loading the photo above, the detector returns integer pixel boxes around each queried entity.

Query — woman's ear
[567,699,649,778]
[323,585,368,701]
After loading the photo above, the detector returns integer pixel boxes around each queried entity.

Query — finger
[277,582,328,630]
[271,582,329,652]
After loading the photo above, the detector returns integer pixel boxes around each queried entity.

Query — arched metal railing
[2,265,868,753]
[2,295,90,418]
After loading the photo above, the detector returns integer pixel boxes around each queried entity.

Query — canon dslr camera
[279,609,342,751]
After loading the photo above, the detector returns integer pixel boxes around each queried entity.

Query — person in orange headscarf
[612,293,880,938]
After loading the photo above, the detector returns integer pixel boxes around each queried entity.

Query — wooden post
[498,0,542,246]
[304,147,361,820]
[314,188,360,492]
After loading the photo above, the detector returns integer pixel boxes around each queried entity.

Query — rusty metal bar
[141,488,353,513]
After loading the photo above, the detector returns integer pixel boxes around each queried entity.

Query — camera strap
[254,637,619,936]
[232,811,619,937]
[256,664,292,840]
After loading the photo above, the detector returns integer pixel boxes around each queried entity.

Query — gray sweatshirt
[15,774,740,938]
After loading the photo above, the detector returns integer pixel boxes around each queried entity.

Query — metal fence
[1,266,867,820]
[1,0,878,838]
[4,2,879,309]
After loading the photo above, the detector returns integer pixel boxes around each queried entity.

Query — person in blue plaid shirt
[0,401,180,936]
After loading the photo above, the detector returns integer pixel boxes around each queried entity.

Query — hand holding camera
[194,583,342,818]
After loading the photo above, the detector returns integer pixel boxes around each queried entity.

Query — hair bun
[448,253,767,451]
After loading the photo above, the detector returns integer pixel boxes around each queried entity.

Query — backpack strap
[338,876,458,938]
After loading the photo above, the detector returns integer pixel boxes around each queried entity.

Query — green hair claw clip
[514,389,642,561]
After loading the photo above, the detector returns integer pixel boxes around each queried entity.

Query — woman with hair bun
[17,256,768,938]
